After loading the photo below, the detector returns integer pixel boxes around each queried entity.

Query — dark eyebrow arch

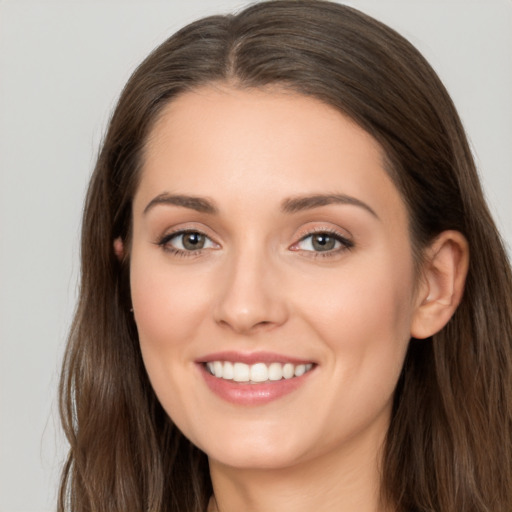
[281,194,379,218]
[143,193,218,215]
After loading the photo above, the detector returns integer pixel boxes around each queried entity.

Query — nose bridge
[214,238,288,333]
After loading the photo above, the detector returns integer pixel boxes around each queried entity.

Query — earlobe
[113,237,125,260]
[410,230,469,339]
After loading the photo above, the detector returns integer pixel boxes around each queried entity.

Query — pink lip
[196,350,314,365]
[196,355,316,406]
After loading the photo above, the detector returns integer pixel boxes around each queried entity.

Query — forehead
[135,85,405,223]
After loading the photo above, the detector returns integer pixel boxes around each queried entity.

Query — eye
[292,230,353,254]
[158,230,218,253]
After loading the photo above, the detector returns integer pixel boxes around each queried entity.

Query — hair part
[59,2,512,511]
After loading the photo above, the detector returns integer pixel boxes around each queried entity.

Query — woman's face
[129,86,421,471]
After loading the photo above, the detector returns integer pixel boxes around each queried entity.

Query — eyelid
[155,226,220,256]
[166,231,217,248]
[154,221,219,244]
[289,226,354,255]
[154,223,353,258]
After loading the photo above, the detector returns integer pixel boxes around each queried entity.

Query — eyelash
[156,228,354,258]
[156,229,217,258]
[292,228,354,259]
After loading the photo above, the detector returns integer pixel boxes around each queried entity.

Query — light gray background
[1,1,511,510]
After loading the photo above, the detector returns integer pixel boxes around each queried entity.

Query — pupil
[183,232,205,250]
[312,234,335,251]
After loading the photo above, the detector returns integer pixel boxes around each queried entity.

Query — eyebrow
[281,194,379,218]
[143,192,378,219]
[143,193,218,215]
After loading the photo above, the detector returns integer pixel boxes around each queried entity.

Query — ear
[113,237,124,261]
[410,230,469,339]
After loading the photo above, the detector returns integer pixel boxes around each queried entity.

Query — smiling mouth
[205,361,314,383]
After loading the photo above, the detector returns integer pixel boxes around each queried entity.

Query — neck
[208,428,393,512]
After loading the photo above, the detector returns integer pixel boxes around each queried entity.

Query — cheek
[298,250,415,379]
[129,259,214,435]
[130,259,210,351]
[129,256,214,416]
[297,256,415,443]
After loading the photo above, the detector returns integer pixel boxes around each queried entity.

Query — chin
[207,444,304,471]
[190,421,321,471]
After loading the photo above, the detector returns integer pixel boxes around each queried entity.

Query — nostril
[216,317,276,334]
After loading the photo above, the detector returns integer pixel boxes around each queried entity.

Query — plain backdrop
[0,1,511,510]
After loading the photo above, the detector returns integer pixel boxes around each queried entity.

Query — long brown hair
[58,1,512,511]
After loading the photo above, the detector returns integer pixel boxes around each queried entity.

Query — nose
[213,247,289,334]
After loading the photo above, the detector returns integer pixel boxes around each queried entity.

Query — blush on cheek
[132,268,201,339]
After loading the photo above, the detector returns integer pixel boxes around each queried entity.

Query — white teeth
[294,364,306,377]
[268,362,283,381]
[223,361,234,380]
[250,362,269,382]
[282,363,295,379]
[213,361,223,378]
[206,360,314,382]
[233,362,250,382]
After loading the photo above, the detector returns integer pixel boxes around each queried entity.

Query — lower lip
[198,364,313,406]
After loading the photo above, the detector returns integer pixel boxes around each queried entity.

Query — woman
[58,1,512,511]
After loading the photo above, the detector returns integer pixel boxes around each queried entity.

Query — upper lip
[196,351,315,365]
